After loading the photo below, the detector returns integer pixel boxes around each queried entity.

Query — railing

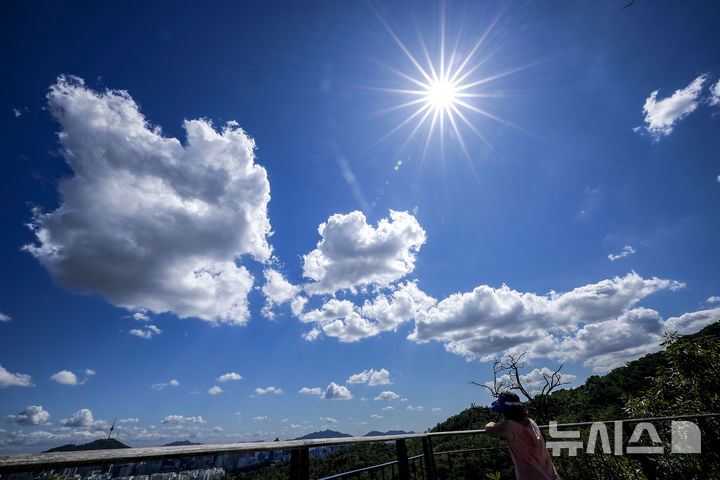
[1,413,718,480]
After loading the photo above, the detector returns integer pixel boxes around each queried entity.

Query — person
[484,391,559,480]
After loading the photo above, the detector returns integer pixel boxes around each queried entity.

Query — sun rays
[370,6,537,168]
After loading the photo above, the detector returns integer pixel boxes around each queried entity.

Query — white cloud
[608,245,636,261]
[707,296,720,304]
[302,210,426,294]
[347,368,392,386]
[255,386,284,395]
[382,406,395,411]
[320,417,338,424]
[161,415,206,424]
[23,76,272,325]
[6,406,50,426]
[291,296,308,316]
[432,408,442,412]
[151,379,180,390]
[299,387,323,396]
[374,391,399,401]
[301,281,435,343]
[133,312,150,322]
[261,269,301,318]
[321,382,353,400]
[208,385,223,395]
[410,272,684,365]
[217,372,243,382]
[406,405,424,412]
[118,418,139,424]
[638,74,707,140]
[0,365,33,388]
[664,307,720,335]
[59,409,104,428]
[130,325,162,339]
[84,369,96,376]
[50,370,80,386]
[370,414,383,420]
[0,312,11,322]
[253,416,268,422]
[710,78,720,106]
[300,299,378,342]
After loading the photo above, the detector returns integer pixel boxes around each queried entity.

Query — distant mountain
[163,440,203,447]
[44,438,130,452]
[364,430,415,437]
[294,429,352,440]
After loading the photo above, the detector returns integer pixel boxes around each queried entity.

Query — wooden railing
[1,413,718,480]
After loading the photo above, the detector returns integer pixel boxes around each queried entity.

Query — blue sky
[1,0,719,454]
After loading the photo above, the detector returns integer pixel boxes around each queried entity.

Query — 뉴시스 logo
[545,420,702,456]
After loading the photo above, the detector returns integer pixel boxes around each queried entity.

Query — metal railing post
[395,439,411,480]
[290,446,310,480]
[421,436,436,480]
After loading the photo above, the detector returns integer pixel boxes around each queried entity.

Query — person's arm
[485,421,513,442]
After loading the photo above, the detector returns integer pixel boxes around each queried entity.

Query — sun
[426,78,458,111]
[370,7,536,167]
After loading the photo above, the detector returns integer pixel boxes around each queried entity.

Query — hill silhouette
[294,429,352,440]
[163,440,203,447]
[363,430,414,437]
[44,438,130,453]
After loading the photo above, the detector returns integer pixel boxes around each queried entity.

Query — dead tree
[470,352,570,423]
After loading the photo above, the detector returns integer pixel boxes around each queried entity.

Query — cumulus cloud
[161,415,206,424]
[406,405,424,412]
[0,312,10,322]
[261,269,301,319]
[300,299,378,342]
[637,74,706,140]
[299,387,323,396]
[84,369,96,376]
[6,406,50,426]
[382,406,395,411]
[130,325,162,339]
[302,210,426,294]
[50,370,82,385]
[208,385,223,395]
[432,408,443,412]
[23,76,272,325]
[0,365,33,388]
[59,409,105,428]
[253,416,268,422]
[301,282,435,343]
[410,272,684,366]
[347,368,392,386]
[118,418,139,424]
[608,245,636,261]
[707,296,720,304]
[255,386,284,395]
[291,296,308,316]
[217,372,243,382]
[710,78,720,106]
[370,414,383,420]
[321,382,353,400]
[664,307,720,335]
[374,391,399,401]
[151,379,180,390]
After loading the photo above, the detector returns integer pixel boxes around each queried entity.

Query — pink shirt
[506,419,559,480]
